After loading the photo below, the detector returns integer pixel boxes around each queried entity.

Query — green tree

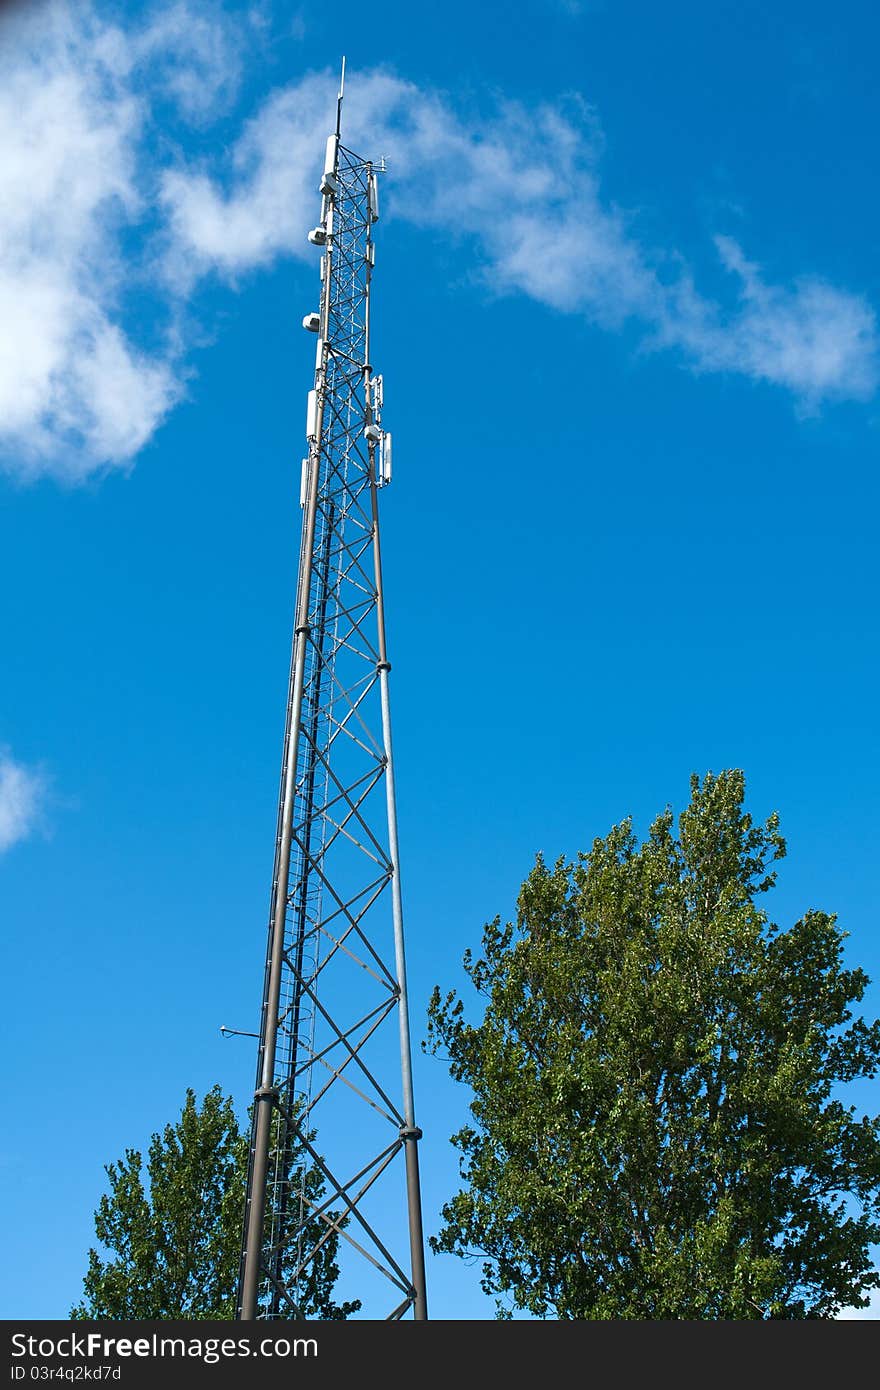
[71,1086,358,1319]
[426,770,880,1319]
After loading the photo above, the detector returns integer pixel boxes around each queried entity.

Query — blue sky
[1,0,878,1319]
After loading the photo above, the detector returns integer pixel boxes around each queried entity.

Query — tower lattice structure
[237,78,427,1322]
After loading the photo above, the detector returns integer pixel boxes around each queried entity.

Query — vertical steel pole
[239,447,324,1320]
[365,258,428,1321]
[376,611,429,1321]
[239,283,331,1321]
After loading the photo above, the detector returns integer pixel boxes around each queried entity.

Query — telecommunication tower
[236,65,427,1321]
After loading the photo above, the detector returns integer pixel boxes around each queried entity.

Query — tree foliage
[71,1086,358,1319]
[426,771,880,1319]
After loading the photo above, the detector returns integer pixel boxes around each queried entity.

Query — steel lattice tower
[237,71,427,1322]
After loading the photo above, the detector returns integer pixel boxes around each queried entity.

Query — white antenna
[336,56,346,137]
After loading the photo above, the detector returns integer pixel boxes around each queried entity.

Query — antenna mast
[237,64,428,1322]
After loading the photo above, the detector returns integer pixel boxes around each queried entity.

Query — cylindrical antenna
[335,55,346,138]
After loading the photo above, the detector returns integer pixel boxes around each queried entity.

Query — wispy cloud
[0,1,255,483]
[164,69,879,410]
[128,1,246,124]
[662,236,879,409]
[0,751,45,853]
[0,5,876,484]
[159,73,332,285]
[0,1,180,481]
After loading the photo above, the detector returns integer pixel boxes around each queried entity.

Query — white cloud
[666,237,879,409]
[160,73,332,284]
[0,1,180,481]
[162,68,878,408]
[130,1,245,123]
[0,751,44,853]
